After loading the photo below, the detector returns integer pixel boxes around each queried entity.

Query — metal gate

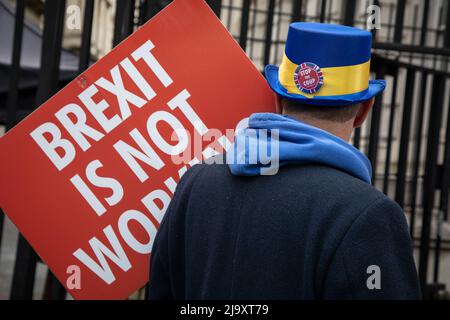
[1,0,450,300]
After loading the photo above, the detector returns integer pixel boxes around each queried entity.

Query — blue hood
[227,113,372,184]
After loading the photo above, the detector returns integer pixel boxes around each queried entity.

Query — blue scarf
[227,113,372,184]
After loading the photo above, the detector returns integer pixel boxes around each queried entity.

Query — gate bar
[342,0,356,26]
[273,0,283,61]
[319,0,327,23]
[444,0,450,48]
[10,0,67,300]
[418,73,446,296]
[353,128,361,149]
[139,0,157,24]
[394,0,406,43]
[383,72,399,195]
[367,64,386,185]
[394,68,416,208]
[441,99,450,221]
[10,238,39,299]
[239,0,251,51]
[208,0,222,18]
[122,0,136,39]
[78,0,94,73]
[420,0,430,47]
[408,72,428,237]
[371,0,381,40]
[434,83,450,282]
[5,0,25,131]
[248,2,257,58]
[291,0,303,23]
[1,0,25,258]
[263,0,276,66]
[113,0,127,47]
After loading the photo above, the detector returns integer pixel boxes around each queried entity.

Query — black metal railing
[1,0,450,300]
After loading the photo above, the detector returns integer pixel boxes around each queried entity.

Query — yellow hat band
[278,54,371,98]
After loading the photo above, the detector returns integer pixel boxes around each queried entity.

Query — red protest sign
[0,0,274,299]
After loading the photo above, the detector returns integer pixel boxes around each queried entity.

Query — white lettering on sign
[29,37,230,285]
[147,110,189,156]
[30,122,76,171]
[73,225,131,285]
[95,65,148,121]
[131,40,173,88]
[73,161,190,284]
[79,84,122,134]
[55,103,105,152]
[30,40,173,171]
[113,129,165,183]
[118,210,157,254]
[141,189,171,224]
[70,160,123,216]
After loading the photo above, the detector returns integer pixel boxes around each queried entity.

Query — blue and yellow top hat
[265,22,386,106]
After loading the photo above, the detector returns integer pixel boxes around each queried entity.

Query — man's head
[275,94,374,141]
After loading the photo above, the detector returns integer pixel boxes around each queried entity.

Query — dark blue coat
[148,163,421,299]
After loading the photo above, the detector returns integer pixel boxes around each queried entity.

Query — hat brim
[265,65,386,106]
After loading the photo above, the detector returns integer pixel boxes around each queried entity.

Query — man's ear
[353,97,375,128]
[275,94,283,114]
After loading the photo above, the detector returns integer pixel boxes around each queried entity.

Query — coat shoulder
[182,162,391,210]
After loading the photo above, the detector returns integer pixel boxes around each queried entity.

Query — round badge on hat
[294,62,324,95]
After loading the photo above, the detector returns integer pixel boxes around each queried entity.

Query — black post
[2,0,25,259]
[291,0,303,22]
[367,64,386,185]
[433,85,450,283]
[248,2,257,58]
[273,0,283,60]
[43,271,66,300]
[442,109,450,221]
[443,0,450,48]
[394,0,406,43]
[10,0,67,300]
[263,0,276,66]
[320,0,327,23]
[113,0,127,47]
[139,0,164,24]
[418,74,445,297]
[122,0,136,39]
[34,0,66,104]
[239,0,251,51]
[410,4,419,46]
[420,0,429,47]
[371,0,380,40]
[78,0,94,73]
[353,128,361,149]
[10,238,39,299]
[342,0,356,26]
[0,208,4,258]
[394,68,416,208]
[409,72,428,237]
[383,73,399,195]
[5,0,25,131]
[208,0,222,18]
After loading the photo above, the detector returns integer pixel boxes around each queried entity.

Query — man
[148,22,421,299]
